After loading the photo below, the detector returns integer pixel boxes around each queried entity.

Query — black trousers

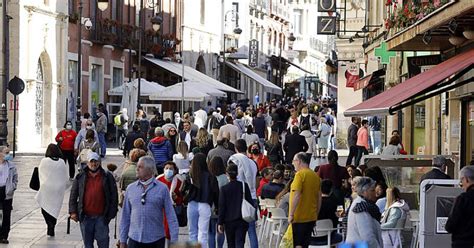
[0,186,12,240]
[346,145,358,166]
[41,208,57,231]
[292,221,316,248]
[355,146,369,167]
[62,150,76,178]
[128,237,165,248]
[225,220,248,248]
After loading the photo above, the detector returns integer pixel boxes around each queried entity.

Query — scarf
[352,197,381,222]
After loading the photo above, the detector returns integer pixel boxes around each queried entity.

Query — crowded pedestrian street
[1,0,474,247]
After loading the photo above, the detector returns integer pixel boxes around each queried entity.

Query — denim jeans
[98,132,106,157]
[247,199,258,248]
[370,130,382,155]
[79,215,110,248]
[208,217,225,248]
[188,201,211,248]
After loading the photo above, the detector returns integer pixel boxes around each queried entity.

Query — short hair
[133,138,146,149]
[273,170,283,180]
[182,120,191,126]
[163,161,179,174]
[155,127,164,136]
[130,148,147,163]
[235,139,247,153]
[352,176,376,195]
[364,166,386,183]
[321,179,333,195]
[63,121,73,128]
[291,126,299,134]
[225,115,233,124]
[460,165,474,182]
[84,112,91,119]
[262,167,274,177]
[45,143,63,159]
[246,125,254,134]
[275,164,285,173]
[362,120,369,126]
[391,130,399,135]
[138,156,157,175]
[432,155,447,168]
[107,163,117,172]
[328,150,338,163]
[295,152,310,165]
[85,129,95,140]
[216,138,225,146]
[226,161,238,179]
[389,135,400,146]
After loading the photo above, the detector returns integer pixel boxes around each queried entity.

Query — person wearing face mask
[157,162,185,242]
[0,146,18,244]
[56,121,78,179]
[69,152,118,248]
[248,143,271,173]
[96,108,108,158]
[298,107,313,130]
[74,120,99,157]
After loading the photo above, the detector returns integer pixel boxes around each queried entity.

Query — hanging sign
[317,16,337,35]
[248,39,259,68]
[318,0,336,12]
[345,63,360,88]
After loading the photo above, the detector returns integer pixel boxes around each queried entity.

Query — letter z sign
[317,16,336,35]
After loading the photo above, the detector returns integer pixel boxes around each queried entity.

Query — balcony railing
[384,0,451,33]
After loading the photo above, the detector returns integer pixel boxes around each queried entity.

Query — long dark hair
[208,156,226,177]
[45,144,63,159]
[190,153,208,189]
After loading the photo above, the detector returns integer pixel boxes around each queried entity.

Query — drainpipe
[0,0,11,146]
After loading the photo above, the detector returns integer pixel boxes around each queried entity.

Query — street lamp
[220,10,241,85]
[277,31,297,89]
[97,0,109,11]
[151,15,163,32]
[288,33,296,49]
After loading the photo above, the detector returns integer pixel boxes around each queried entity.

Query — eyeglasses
[459,177,465,187]
[169,130,176,133]
[141,192,147,205]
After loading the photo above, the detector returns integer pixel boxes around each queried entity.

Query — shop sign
[408,55,442,78]
[248,39,259,68]
[345,63,360,88]
[317,16,336,35]
[318,0,336,12]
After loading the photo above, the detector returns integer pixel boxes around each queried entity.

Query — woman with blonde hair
[380,187,409,248]
[173,141,194,174]
[194,128,214,156]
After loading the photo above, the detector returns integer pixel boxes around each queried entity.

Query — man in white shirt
[228,139,258,248]
[217,116,241,145]
[193,107,208,129]
[179,121,197,149]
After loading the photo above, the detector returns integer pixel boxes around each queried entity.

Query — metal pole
[220,0,225,84]
[137,0,144,112]
[76,0,83,132]
[0,0,10,146]
[180,0,184,114]
[278,45,282,89]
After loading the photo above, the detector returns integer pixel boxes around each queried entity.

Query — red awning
[354,74,373,91]
[344,49,474,117]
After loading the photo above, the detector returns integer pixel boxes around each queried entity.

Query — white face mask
[66,125,73,130]
[302,113,308,117]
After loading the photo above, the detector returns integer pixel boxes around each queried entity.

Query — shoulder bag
[29,167,40,191]
[241,181,256,223]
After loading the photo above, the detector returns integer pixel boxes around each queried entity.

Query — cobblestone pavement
[5,148,346,247]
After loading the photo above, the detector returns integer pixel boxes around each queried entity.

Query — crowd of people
[0,96,472,248]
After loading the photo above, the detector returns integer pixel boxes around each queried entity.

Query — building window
[90,64,102,115]
[293,9,302,35]
[200,0,205,24]
[112,67,123,89]
[415,105,426,128]
[36,59,44,135]
[68,0,76,16]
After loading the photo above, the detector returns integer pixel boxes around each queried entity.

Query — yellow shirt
[289,168,321,223]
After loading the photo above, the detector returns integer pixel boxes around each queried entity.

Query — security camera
[83,18,93,30]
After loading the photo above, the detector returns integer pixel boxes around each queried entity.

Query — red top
[55,129,77,151]
[157,175,183,239]
[253,154,271,172]
[83,172,105,216]
[257,178,270,197]
[356,127,369,149]
[317,163,350,188]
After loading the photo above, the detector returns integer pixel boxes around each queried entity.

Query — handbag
[29,167,40,191]
[241,181,256,223]
[279,225,293,248]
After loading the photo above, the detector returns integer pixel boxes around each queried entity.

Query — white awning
[225,62,282,95]
[145,57,242,94]
[149,82,213,102]
[108,78,165,96]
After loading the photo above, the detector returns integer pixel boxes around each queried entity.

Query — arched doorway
[36,52,53,147]
[196,55,206,74]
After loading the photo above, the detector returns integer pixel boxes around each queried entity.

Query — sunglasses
[169,130,176,132]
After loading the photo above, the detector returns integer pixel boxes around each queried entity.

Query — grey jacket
[3,161,18,200]
[346,196,383,248]
[96,114,107,133]
[69,167,118,223]
[347,123,358,147]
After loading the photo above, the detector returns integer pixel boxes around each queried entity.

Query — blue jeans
[248,199,258,248]
[188,201,211,248]
[209,217,225,248]
[79,216,110,248]
[370,130,382,155]
[98,132,106,156]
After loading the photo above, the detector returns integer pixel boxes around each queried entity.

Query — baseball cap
[87,152,100,162]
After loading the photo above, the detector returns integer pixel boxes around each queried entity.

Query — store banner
[345,63,359,88]
[248,39,259,68]
[408,54,442,78]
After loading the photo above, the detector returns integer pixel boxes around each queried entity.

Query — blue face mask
[164,169,174,179]
[4,154,12,161]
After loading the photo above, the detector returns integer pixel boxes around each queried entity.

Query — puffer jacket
[147,136,173,168]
